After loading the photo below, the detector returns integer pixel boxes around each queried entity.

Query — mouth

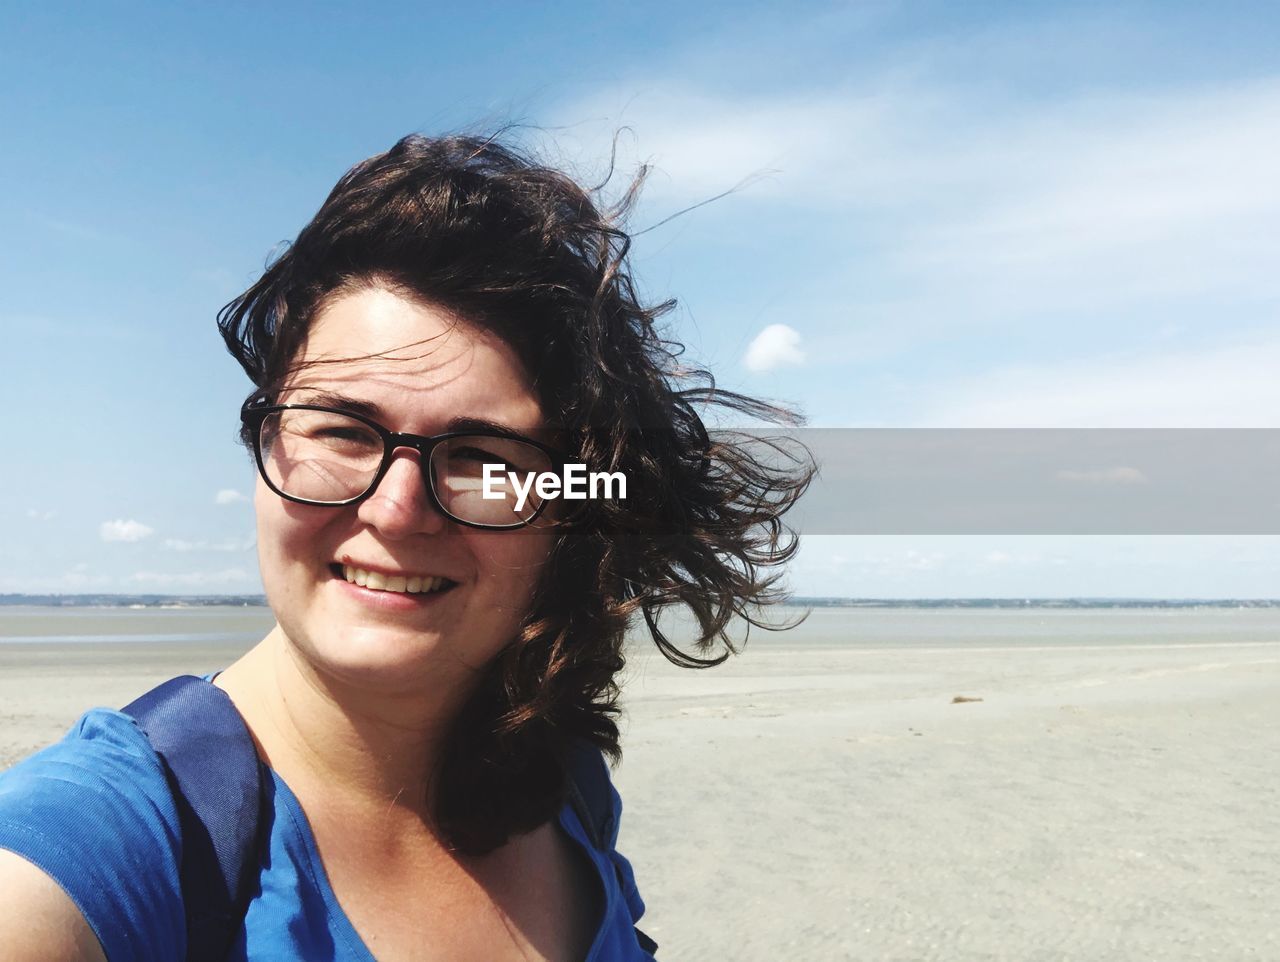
[330,563,458,596]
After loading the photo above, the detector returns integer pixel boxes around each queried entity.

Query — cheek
[472,531,554,603]
[254,481,332,581]
[254,484,294,601]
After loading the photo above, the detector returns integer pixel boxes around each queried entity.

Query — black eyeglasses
[241,402,566,530]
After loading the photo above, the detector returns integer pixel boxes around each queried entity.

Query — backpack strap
[565,744,660,957]
[122,675,264,962]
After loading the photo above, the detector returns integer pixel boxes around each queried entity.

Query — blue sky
[3,0,1278,597]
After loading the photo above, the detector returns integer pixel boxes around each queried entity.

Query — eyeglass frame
[240,400,571,530]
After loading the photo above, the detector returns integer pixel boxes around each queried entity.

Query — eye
[315,425,376,444]
[439,436,550,479]
[451,444,502,463]
[275,410,382,453]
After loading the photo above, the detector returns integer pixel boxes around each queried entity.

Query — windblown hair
[218,132,814,853]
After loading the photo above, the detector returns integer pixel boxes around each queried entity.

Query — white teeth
[342,566,449,595]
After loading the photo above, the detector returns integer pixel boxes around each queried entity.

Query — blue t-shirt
[0,708,654,961]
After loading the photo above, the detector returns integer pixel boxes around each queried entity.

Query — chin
[293,622,495,692]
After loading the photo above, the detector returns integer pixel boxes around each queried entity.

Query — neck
[216,626,474,824]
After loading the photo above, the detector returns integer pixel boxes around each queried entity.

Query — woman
[0,133,811,960]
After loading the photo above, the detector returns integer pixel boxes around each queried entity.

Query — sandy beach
[2,608,1278,960]
[618,636,1280,961]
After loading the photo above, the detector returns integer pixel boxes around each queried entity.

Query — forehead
[284,286,545,433]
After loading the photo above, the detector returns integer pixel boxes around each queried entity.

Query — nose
[355,447,447,537]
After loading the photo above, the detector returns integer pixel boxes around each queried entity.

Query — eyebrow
[290,389,383,420]
[287,389,542,441]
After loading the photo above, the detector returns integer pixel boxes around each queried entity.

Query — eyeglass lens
[258,409,554,527]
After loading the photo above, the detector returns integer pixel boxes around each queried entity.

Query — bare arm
[0,850,107,962]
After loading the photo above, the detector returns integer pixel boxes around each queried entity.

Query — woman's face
[254,285,556,695]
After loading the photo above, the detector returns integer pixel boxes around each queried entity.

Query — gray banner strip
[732,429,1280,534]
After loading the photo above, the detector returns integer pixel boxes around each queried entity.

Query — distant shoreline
[2,593,1277,610]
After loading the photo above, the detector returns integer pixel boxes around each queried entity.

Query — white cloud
[900,549,946,572]
[61,566,113,589]
[127,568,249,588]
[548,78,917,210]
[558,74,1280,213]
[744,324,805,371]
[553,65,1280,357]
[889,82,1280,312]
[907,336,1280,427]
[100,519,154,543]
[26,508,56,521]
[215,489,249,505]
[1056,467,1148,485]
[164,535,255,553]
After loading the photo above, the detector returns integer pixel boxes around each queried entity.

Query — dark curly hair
[218,132,814,853]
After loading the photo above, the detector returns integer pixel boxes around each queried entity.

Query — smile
[339,565,455,594]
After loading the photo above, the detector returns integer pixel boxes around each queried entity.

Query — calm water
[2,605,1278,649]
[0,606,276,645]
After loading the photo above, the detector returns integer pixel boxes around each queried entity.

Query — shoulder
[2,707,165,788]
[0,708,186,961]
[565,741,623,848]
[563,745,647,913]
[0,708,177,836]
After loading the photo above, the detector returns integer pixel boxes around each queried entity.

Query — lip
[334,578,455,610]
[335,556,457,582]
[329,564,459,610]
